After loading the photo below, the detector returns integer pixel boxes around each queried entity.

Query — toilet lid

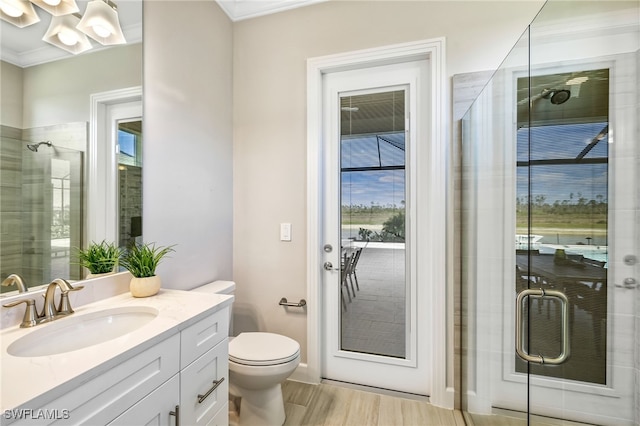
[229,332,300,366]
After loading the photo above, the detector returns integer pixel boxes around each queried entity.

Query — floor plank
[282,381,462,426]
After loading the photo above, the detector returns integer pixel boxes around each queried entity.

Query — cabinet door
[108,374,179,426]
[180,338,229,426]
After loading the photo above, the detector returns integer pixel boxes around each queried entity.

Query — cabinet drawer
[180,339,229,426]
[181,307,228,368]
[108,374,179,426]
[204,402,229,426]
[13,333,180,426]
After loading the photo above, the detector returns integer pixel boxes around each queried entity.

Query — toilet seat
[229,332,300,366]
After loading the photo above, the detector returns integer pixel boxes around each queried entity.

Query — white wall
[143,1,234,287]
[232,0,545,363]
[0,61,23,128]
[21,44,142,129]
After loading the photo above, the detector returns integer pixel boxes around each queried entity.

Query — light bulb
[0,2,23,17]
[92,24,111,38]
[43,0,62,5]
[57,30,78,46]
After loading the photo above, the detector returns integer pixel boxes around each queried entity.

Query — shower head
[541,88,571,105]
[26,141,52,152]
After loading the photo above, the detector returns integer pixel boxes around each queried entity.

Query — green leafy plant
[74,241,123,274]
[119,243,175,278]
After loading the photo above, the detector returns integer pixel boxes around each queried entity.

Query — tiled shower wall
[0,123,85,292]
[0,126,24,291]
[119,165,143,248]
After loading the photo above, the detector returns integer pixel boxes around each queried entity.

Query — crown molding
[215,0,327,22]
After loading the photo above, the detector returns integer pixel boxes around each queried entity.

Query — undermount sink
[7,306,159,357]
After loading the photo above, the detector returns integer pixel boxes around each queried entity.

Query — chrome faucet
[1,274,28,293]
[3,278,84,327]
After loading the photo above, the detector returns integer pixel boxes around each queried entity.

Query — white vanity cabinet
[6,304,230,426]
[110,306,230,426]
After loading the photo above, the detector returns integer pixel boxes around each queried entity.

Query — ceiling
[0,0,324,68]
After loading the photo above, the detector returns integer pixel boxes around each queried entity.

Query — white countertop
[0,289,233,413]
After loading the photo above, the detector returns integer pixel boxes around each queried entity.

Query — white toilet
[191,281,301,426]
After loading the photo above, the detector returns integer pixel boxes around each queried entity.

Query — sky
[340,123,609,207]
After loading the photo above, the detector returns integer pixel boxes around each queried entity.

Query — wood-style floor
[281,381,466,426]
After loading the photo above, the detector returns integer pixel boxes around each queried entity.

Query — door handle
[324,261,339,271]
[615,277,637,289]
[515,288,570,365]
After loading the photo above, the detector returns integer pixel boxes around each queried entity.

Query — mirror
[0,0,142,294]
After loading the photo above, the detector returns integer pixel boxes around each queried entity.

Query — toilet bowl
[229,332,300,426]
[191,281,300,426]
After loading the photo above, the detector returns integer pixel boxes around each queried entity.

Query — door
[321,61,432,394]
[461,2,639,423]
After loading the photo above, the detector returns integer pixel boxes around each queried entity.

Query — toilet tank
[191,281,235,335]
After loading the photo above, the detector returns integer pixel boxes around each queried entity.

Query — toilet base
[236,384,286,426]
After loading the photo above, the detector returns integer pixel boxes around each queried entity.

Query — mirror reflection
[0,0,142,295]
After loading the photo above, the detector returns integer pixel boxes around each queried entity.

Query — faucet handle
[56,285,84,316]
[3,299,39,328]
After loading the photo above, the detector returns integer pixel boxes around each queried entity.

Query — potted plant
[74,241,123,278]
[119,243,175,297]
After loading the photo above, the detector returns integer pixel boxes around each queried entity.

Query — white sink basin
[7,306,159,357]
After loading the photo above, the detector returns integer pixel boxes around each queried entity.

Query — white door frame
[305,38,453,408]
[88,87,142,246]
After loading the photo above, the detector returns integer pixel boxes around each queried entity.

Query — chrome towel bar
[279,298,306,308]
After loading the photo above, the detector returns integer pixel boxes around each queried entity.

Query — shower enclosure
[461,1,639,425]
[0,134,83,292]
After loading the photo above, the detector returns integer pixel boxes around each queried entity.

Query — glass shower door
[462,1,639,424]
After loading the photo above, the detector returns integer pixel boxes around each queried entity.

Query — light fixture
[30,0,78,16]
[42,13,92,54]
[76,0,126,45]
[0,0,40,27]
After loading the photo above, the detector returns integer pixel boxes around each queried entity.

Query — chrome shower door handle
[515,288,570,365]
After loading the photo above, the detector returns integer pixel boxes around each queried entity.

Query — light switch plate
[280,223,292,241]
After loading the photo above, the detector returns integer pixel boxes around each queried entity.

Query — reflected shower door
[21,146,83,285]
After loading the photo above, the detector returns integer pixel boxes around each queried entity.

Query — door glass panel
[516,85,609,384]
[117,120,143,249]
[340,90,407,359]
[15,144,83,286]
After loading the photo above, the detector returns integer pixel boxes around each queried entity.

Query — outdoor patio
[340,243,407,358]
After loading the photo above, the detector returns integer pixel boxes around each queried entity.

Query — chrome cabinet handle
[169,404,180,426]
[515,288,570,365]
[197,377,225,404]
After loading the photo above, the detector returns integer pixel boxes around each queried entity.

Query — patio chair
[345,246,363,294]
[341,252,352,311]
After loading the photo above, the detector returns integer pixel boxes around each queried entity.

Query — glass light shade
[43,13,92,54]
[76,0,126,45]
[30,0,79,16]
[0,0,40,27]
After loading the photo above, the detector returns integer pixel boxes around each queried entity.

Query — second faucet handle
[57,284,84,316]
[3,299,39,328]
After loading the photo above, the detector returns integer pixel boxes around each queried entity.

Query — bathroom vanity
[0,289,233,426]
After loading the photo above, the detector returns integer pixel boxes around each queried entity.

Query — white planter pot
[130,275,161,298]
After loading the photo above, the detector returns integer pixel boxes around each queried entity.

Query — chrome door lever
[324,261,339,271]
[615,277,637,289]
